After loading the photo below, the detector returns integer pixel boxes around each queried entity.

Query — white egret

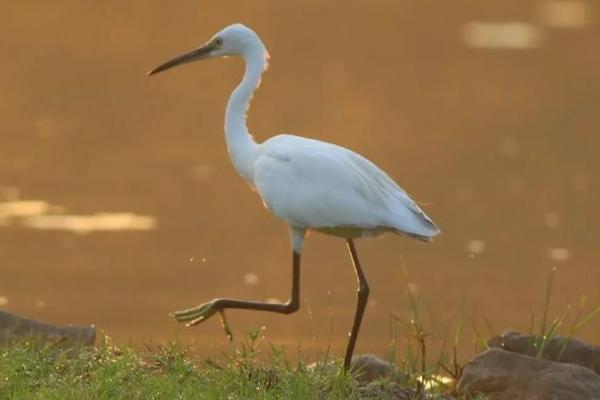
[148,23,440,370]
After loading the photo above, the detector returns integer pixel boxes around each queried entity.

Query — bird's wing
[252,134,439,238]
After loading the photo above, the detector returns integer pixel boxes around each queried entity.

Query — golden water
[1,1,598,360]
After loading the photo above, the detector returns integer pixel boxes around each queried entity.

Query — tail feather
[391,208,441,241]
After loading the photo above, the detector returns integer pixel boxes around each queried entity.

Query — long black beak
[148,42,217,76]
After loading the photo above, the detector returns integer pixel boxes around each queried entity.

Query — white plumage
[253,134,439,242]
[148,22,440,370]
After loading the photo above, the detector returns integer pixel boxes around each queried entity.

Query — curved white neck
[224,44,267,184]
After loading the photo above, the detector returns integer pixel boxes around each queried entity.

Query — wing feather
[252,134,439,238]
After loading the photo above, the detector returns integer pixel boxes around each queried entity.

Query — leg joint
[282,299,300,314]
[358,283,370,296]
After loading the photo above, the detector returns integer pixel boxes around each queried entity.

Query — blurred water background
[1,0,598,359]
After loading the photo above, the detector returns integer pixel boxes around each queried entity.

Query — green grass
[0,325,463,400]
[0,337,353,400]
[2,268,597,400]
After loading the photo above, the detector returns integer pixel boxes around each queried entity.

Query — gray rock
[307,354,397,383]
[458,348,600,400]
[488,330,600,375]
[351,354,393,383]
[0,310,95,345]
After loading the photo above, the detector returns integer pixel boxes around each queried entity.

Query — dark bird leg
[343,239,370,371]
[173,251,301,339]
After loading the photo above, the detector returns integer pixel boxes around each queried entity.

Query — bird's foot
[171,300,233,341]
[172,300,219,325]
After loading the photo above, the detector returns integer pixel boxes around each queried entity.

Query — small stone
[351,354,393,383]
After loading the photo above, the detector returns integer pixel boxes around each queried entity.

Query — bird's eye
[214,38,223,46]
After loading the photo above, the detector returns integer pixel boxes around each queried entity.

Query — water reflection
[243,273,260,286]
[571,172,589,192]
[190,164,215,181]
[544,213,561,228]
[467,240,486,256]
[462,1,591,50]
[499,138,522,159]
[34,299,46,309]
[536,0,591,28]
[461,21,544,49]
[23,212,156,234]
[0,199,156,234]
[549,247,571,262]
[0,200,55,223]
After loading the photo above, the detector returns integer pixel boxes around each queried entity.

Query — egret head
[148,23,265,76]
